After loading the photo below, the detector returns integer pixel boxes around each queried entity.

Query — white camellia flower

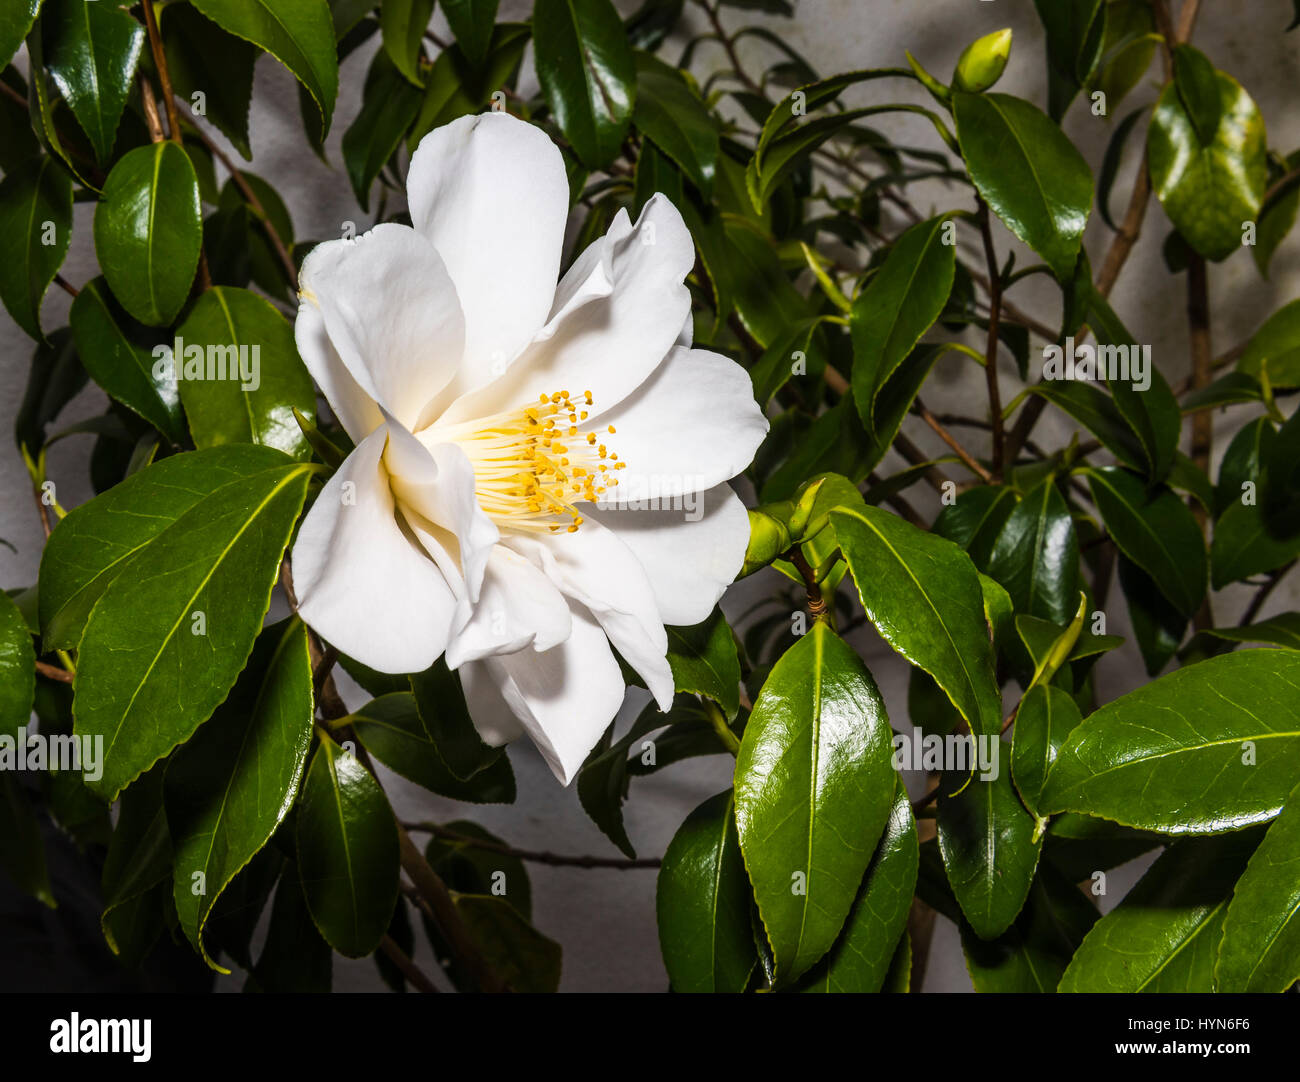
[291,112,767,784]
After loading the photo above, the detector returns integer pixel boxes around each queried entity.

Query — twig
[379,935,441,993]
[408,822,663,869]
[1238,562,1294,627]
[976,202,1005,478]
[53,274,79,298]
[138,75,166,143]
[142,1,184,144]
[36,661,73,684]
[915,398,992,483]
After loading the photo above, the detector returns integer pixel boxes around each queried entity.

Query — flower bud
[741,508,793,577]
[953,29,1012,94]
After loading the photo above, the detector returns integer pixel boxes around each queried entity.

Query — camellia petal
[476,604,629,785]
[407,113,570,415]
[586,485,751,627]
[294,301,382,442]
[293,426,458,673]
[444,547,573,669]
[510,523,674,711]
[438,195,695,427]
[299,224,465,430]
[595,346,768,500]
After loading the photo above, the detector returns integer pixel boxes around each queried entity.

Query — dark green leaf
[380,0,432,85]
[248,862,332,991]
[163,2,259,161]
[0,155,73,342]
[441,0,499,66]
[0,589,35,742]
[410,658,503,780]
[1011,684,1082,819]
[0,1,41,71]
[343,48,423,210]
[666,609,740,719]
[632,50,716,195]
[1237,298,1300,389]
[453,893,562,992]
[986,476,1079,624]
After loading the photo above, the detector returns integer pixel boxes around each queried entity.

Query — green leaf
[833,503,1002,737]
[1147,68,1267,262]
[986,476,1079,625]
[953,91,1093,280]
[163,2,259,161]
[1042,811,1163,882]
[175,286,315,458]
[656,789,756,993]
[1211,498,1300,588]
[666,609,740,720]
[734,622,896,983]
[0,1,41,71]
[453,893,562,992]
[1118,554,1187,675]
[72,454,313,800]
[1060,833,1260,991]
[0,155,72,342]
[100,763,171,951]
[410,658,503,780]
[1196,613,1300,652]
[441,0,500,67]
[425,820,530,917]
[1084,467,1206,617]
[42,0,143,164]
[938,762,1041,941]
[69,277,186,445]
[1172,44,1222,146]
[0,775,54,908]
[1033,0,1105,121]
[342,47,423,210]
[1011,684,1082,819]
[0,589,35,742]
[296,734,399,957]
[1028,382,1145,473]
[1253,151,1300,278]
[533,0,635,169]
[795,777,918,992]
[249,861,332,991]
[188,0,339,135]
[380,0,432,85]
[578,704,676,858]
[961,864,1099,992]
[351,692,516,803]
[1041,649,1300,834]
[632,50,716,196]
[850,215,955,431]
[166,619,314,970]
[1216,779,1300,991]
[93,141,202,327]
[1237,298,1300,389]
[932,483,1019,571]
[39,445,290,650]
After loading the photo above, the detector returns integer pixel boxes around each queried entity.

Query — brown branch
[789,548,828,622]
[915,398,993,483]
[976,201,1005,478]
[138,74,166,143]
[379,935,440,993]
[704,2,764,96]
[408,823,662,870]
[892,429,951,494]
[1238,562,1294,627]
[36,661,73,684]
[53,274,78,298]
[142,0,183,144]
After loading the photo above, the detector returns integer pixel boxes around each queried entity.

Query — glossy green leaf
[70,277,186,445]
[986,476,1079,625]
[0,589,35,742]
[425,820,530,918]
[39,445,290,650]
[72,454,313,800]
[1216,779,1300,991]
[795,778,918,993]
[933,484,1019,572]
[1085,467,1206,617]
[833,503,1002,737]
[1060,833,1259,991]
[166,619,313,970]
[734,622,896,983]
[454,894,562,992]
[1253,151,1300,278]
[410,658,503,780]
[938,761,1041,941]
[1211,499,1300,588]
[163,2,259,161]
[1197,613,1300,652]
[953,91,1093,280]
[1172,44,1222,146]
[1028,382,1145,473]
[1118,554,1186,675]
[1041,649,1300,833]
[1042,811,1163,883]
[961,864,1099,992]
[533,0,635,168]
[1148,69,1267,262]
[352,692,516,803]
[342,48,423,209]
[1237,298,1300,389]
[380,0,432,85]
[100,764,171,951]
[0,1,41,71]
[1033,0,1105,121]
[657,789,756,993]
[175,286,315,458]
[666,609,740,720]
[0,155,72,342]
[632,50,716,196]
[249,862,332,991]
[441,0,499,66]
[1011,684,1082,819]
[189,0,339,135]
[297,734,399,957]
[93,141,202,327]
[850,215,955,431]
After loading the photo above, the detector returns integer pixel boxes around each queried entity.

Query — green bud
[953,28,1012,94]
[740,509,793,577]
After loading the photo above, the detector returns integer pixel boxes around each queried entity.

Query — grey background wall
[2,0,1297,991]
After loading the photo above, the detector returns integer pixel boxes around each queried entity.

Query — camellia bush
[1,0,1299,995]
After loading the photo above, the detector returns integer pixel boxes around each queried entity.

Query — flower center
[435,390,626,534]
